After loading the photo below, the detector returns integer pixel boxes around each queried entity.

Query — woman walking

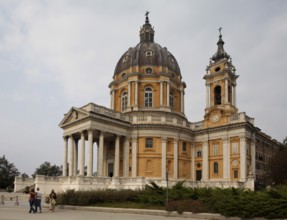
[28,188,36,213]
[49,189,57,212]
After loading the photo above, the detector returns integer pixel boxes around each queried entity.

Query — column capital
[222,137,229,143]
[240,136,246,141]
[131,136,137,142]
[203,140,209,146]
[161,137,167,143]
[124,136,130,142]
[63,136,69,141]
[114,134,121,138]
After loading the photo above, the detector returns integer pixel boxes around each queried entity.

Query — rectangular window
[234,170,238,179]
[232,143,239,154]
[196,149,202,157]
[145,138,153,148]
[182,142,187,152]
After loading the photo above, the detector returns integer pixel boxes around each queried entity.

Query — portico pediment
[59,107,89,128]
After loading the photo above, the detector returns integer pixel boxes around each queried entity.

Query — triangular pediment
[59,107,89,127]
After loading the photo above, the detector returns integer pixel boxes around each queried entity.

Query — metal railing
[1,195,19,206]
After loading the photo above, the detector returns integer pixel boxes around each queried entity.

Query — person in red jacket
[28,188,36,213]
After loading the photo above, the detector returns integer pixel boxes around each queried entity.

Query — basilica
[15,14,281,193]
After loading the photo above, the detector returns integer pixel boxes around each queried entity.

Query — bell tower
[204,28,239,126]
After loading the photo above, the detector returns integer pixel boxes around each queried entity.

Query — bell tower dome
[204,28,239,127]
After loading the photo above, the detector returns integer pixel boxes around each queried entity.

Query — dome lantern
[139,11,155,43]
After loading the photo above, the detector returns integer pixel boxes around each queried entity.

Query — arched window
[121,91,128,111]
[213,162,219,174]
[214,86,221,105]
[144,87,153,107]
[169,92,174,110]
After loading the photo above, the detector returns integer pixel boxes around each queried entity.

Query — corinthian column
[123,137,130,177]
[98,131,104,177]
[69,135,74,177]
[160,81,163,106]
[114,135,120,177]
[225,78,228,103]
[166,82,170,107]
[73,139,78,176]
[132,137,137,177]
[63,136,68,177]
[87,130,93,176]
[79,131,85,176]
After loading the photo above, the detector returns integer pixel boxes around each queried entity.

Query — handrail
[0,195,19,205]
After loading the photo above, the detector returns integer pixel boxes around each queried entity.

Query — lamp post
[166,166,169,207]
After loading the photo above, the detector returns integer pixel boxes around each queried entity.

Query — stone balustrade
[230,112,254,125]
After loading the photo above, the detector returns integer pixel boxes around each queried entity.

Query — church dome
[114,13,181,77]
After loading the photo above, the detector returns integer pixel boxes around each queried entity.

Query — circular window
[145,68,152,74]
[197,162,201,168]
[215,67,221,72]
[121,72,126,78]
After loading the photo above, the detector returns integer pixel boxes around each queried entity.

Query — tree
[265,146,287,185]
[0,155,20,189]
[32,161,62,178]
[21,173,29,178]
[283,136,287,146]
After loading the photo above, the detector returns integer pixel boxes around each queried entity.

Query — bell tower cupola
[204,28,239,126]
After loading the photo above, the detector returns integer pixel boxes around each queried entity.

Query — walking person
[49,189,57,212]
[35,187,42,213]
[28,188,36,213]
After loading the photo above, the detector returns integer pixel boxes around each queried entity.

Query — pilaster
[132,137,138,177]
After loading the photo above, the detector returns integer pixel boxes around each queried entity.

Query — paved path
[0,206,223,220]
[0,193,267,220]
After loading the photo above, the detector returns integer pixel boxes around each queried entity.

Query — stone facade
[14,14,281,194]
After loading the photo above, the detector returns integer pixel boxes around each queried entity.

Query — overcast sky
[0,0,286,176]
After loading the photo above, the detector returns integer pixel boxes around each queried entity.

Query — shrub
[166,199,209,214]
